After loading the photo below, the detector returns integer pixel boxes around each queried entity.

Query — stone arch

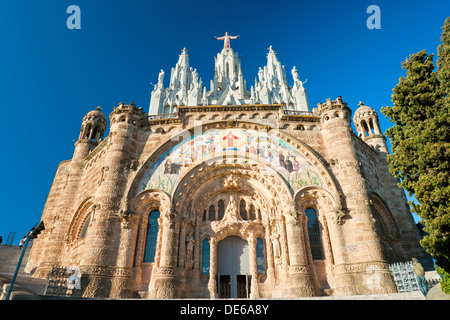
[173,157,292,216]
[369,193,403,263]
[122,121,344,299]
[369,192,400,241]
[67,197,96,244]
[124,120,340,217]
[293,186,337,290]
[132,189,171,218]
[130,189,171,269]
[294,186,337,215]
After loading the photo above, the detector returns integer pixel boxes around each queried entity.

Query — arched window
[91,126,99,141]
[144,210,160,263]
[249,205,256,220]
[305,208,324,260]
[79,214,91,239]
[256,238,265,274]
[209,205,216,221]
[218,200,225,221]
[372,207,386,235]
[202,238,210,275]
[84,124,92,140]
[240,200,247,220]
[368,118,375,134]
[362,120,370,136]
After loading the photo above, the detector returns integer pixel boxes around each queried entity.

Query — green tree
[381,18,450,293]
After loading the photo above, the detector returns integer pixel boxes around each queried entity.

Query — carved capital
[117,209,135,229]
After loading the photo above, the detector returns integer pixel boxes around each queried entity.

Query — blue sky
[0,0,448,244]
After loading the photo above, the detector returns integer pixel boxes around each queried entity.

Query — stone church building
[27,35,426,299]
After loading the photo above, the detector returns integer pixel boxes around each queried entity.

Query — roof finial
[358,101,365,107]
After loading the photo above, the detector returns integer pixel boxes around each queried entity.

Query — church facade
[27,35,426,299]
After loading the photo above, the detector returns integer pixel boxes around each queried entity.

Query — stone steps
[0,244,47,299]
[1,244,447,300]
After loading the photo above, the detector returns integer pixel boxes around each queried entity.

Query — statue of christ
[215,32,240,49]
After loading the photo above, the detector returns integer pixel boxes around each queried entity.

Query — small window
[305,208,324,260]
[218,200,225,221]
[144,210,160,263]
[249,205,256,220]
[240,200,247,220]
[362,120,370,136]
[79,214,91,239]
[91,126,98,141]
[84,124,92,139]
[256,238,265,274]
[202,238,210,275]
[372,207,386,235]
[209,205,216,221]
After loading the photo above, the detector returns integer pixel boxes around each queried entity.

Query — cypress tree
[381,18,450,293]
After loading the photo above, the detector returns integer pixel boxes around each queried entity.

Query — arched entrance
[217,236,250,298]
[126,122,342,298]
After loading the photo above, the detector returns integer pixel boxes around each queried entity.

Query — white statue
[158,69,165,88]
[192,68,199,86]
[291,66,300,86]
[258,67,265,83]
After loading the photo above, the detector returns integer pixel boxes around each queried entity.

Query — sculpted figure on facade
[185,233,195,270]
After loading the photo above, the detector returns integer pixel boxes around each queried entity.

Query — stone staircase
[0,244,47,299]
[0,244,447,300]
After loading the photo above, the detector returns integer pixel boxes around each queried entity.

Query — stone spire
[148,38,311,114]
[149,48,203,115]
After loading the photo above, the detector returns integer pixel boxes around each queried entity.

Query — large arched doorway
[217,236,250,298]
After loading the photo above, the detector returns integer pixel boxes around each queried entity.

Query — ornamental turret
[353,102,388,153]
[73,106,107,160]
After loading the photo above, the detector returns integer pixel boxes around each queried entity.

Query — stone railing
[283,110,313,116]
[148,113,178,121]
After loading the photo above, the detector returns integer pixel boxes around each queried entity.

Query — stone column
[110,214,137,298]
[248,234,260,298]
[152,210,181,299]
[264,224,276,284]
[284,210,316,297]
[191,216,202,289]
[177,221,187,268]
[208,237,218,298]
